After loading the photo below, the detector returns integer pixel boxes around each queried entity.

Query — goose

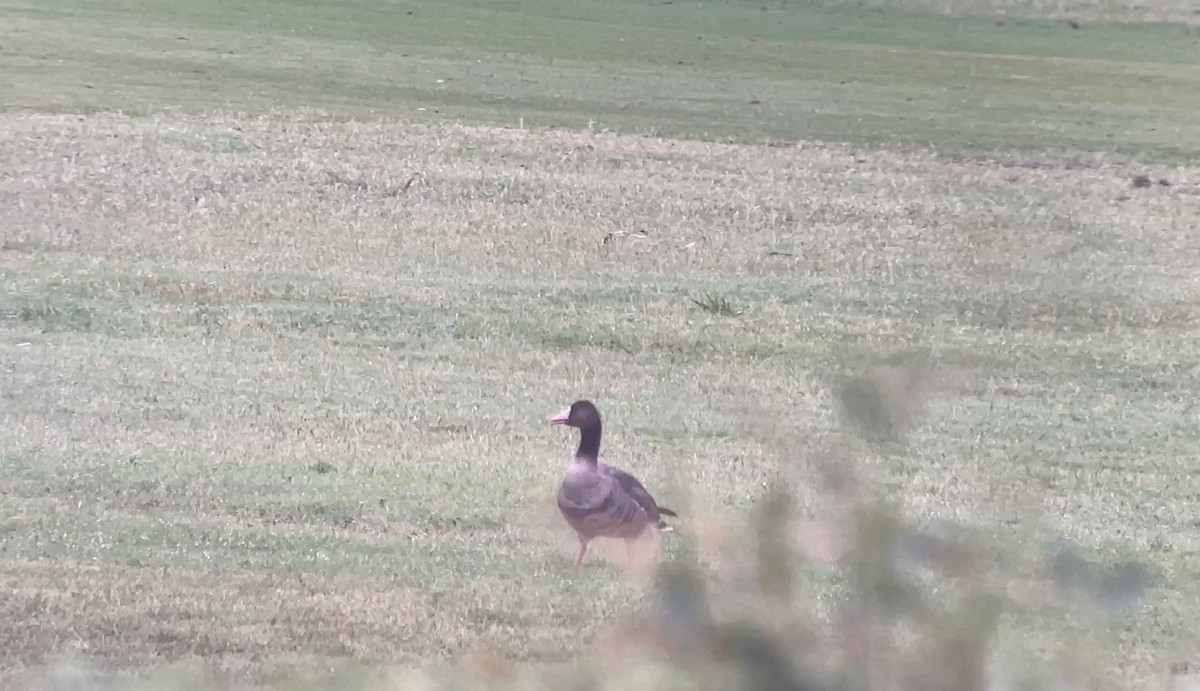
[550,400,677,567]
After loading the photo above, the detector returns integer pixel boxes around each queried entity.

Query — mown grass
[3,0,1200,688]
[4,111,1200,688]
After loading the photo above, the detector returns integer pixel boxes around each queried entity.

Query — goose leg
[574,538,590,566]
[624,539,634,570]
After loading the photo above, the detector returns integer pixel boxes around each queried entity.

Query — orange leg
[625,540,634,570]
[575,538,590,566]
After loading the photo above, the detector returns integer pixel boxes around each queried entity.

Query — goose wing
[598,461,675,521]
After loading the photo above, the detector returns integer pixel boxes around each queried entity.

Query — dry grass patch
[830,0,1200,25]
[1,560,435,684]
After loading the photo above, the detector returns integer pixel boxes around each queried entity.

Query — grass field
[5,0,1200,157]
[3,0,1200,689]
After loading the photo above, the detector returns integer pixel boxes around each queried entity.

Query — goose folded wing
[599,462,671,520]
